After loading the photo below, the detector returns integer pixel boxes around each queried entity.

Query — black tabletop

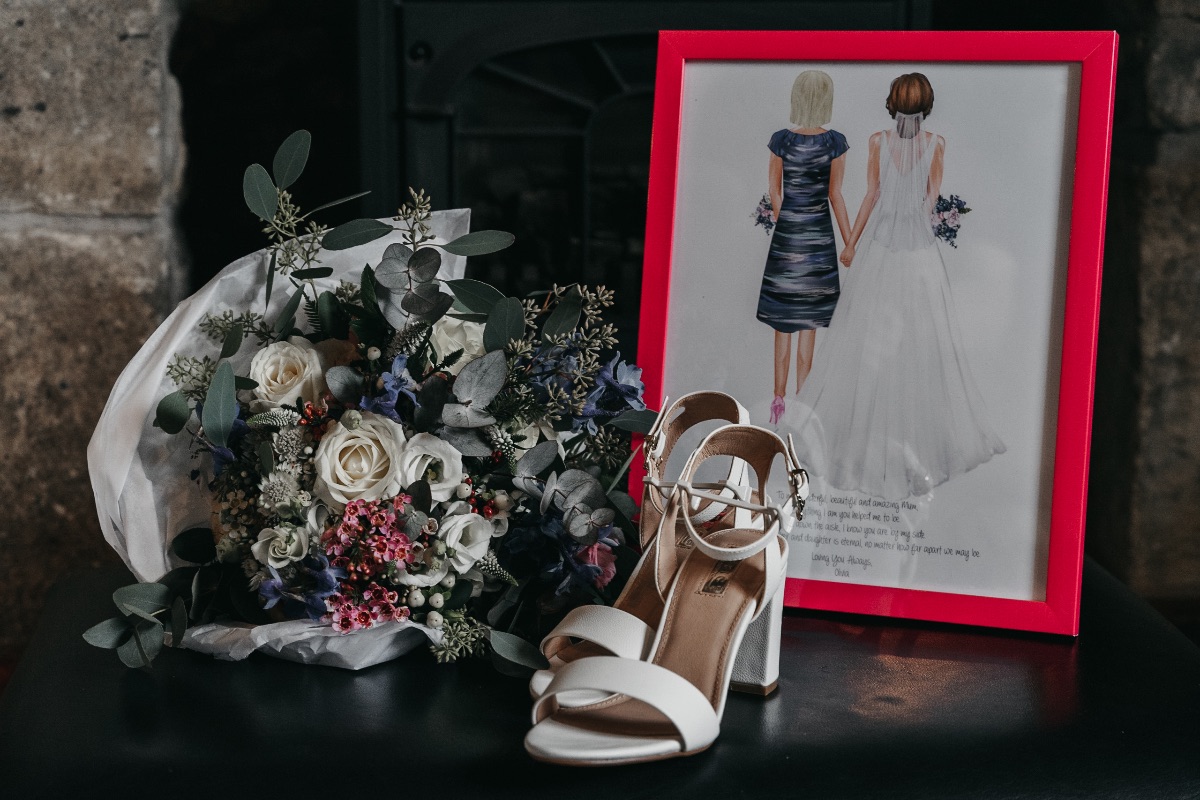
[2,559,1198,799]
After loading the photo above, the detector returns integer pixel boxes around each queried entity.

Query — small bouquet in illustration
[752,193,776,235]
[85,131,653,672]
[932,194,971,248]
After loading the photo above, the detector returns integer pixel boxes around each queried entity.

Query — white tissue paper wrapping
[87,211,472,669]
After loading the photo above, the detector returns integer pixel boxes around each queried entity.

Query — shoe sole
[527,741,715,767]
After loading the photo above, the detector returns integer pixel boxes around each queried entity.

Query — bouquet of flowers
[752,193,776,235]
[85,132,652,671]
[932,194,971,248]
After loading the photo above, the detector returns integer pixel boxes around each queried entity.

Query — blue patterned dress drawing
[756,129,850,332]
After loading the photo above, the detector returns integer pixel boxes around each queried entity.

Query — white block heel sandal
[524,424,809,765]
[527,392,755,706]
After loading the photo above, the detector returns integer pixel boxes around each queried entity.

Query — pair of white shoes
[523,392,809,766]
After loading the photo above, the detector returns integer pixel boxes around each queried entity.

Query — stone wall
[0,0,182,660]
[1084,0,1200,614]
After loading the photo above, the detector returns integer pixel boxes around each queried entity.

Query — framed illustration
[636,31,1117,635]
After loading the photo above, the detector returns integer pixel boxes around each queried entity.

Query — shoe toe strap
[539,605,654,662]
[532,656,721,752]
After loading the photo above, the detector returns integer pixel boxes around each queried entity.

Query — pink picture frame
[635,30,1117,635]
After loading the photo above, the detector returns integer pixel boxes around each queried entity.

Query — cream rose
[439,503,493,574]
[429,316,486,375]
[313,413,408,510]
[393,548,449,588]
[396,433,464,502]
[248,336,327,409]
[251,525,309,569]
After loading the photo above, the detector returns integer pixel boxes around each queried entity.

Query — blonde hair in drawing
[789,70,834,127]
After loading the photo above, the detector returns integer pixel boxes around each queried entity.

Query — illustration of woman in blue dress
[757,70,852,424]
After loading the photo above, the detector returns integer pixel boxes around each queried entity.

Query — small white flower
[248,336,327,409]
[396,433,464,502]
[439,501,493,574]
[429,317,486,375]
[251,525,309,569]
[312,413,409,510]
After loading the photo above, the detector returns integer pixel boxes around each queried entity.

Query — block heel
[730,574,785,696]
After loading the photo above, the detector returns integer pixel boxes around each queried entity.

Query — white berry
[426,610,444,629]
[407,590,425,608]
[367,346,382,361]
[428,592,445,609]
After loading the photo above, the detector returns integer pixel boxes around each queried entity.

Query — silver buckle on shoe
[787,466,809,521]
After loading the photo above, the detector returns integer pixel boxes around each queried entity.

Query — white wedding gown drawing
[789,112,1005,500]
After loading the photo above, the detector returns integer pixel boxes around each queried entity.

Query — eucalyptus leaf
[219,323,243,359]
[136,621,165,663]
[377,288,409,329]
[452,349,506,407]
[408,480,433,515]
[303,190,371,219]
[325,365,364,405]
[516,440,558,477]
[402,287,454,323]
[202,362,237,448]
[153,390,191,435]
[242,163,277,222]
[442,230,516,257]
[375,255,412,290]
[292,267,333,280]
[170,597,187,645]
[271,129,311,190]
[408,248,441,283]
[123,605,163,626]
[383,242,413,262]
[117,630,149,668]
[82,617,133,649]
[438,426,495,458]
[317,291,343,338]
[446,278,505,313]
[558,469,606,510]
[264,250,277,313]
[274,288,304,335]
[321,218,394,251]
[235,376,260,391]
[542,286,582,338]
[484,297,525,352]
[567,509,597,543]
[590,507,616,528]
[608,409,658,435]
[443,579,473,611]
[445,312,489,323]
[359,266,385,324]
[606,490,638,521]
[441,403,497,429]
[488,629,549,670]
[257,441,274,476]
[113,583,173,615]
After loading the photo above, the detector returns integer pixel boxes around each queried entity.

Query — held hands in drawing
[839,245,855,267]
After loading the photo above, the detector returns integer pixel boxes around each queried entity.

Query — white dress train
[791,118,1005,500]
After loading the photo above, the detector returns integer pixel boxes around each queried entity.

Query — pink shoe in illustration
[769,395,785,425]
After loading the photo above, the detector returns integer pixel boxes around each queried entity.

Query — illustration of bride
[790,72,1006,500]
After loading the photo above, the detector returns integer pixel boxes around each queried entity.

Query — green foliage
[166,354,216,401]
[274,288,305,336]
[321,218,393,251]
[172,528,217,564]
[219,323,243,359]
[202,362,237,448]
[484,297,526,352]
[608,409,658,434]
[84,577,190,669]
[272,129,311,190]
[441,230,516,257]
[541,284,582,338]
[446,278,504,313]
[243,164,277,222]
[153,390,191,435]
[488,629,549,671]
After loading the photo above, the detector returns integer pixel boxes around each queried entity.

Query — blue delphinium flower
[194,402,250,477]
[258,552,346,620]
[361,354,419,422]
[575,353,645,433]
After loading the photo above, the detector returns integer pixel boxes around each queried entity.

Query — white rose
[393,550,449,588]
[440,502,494,574]
[397,433,464,502]
[248,336,327,409]
[251,525,309,569]
[429,316,486,375]
[313,412,408,510]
